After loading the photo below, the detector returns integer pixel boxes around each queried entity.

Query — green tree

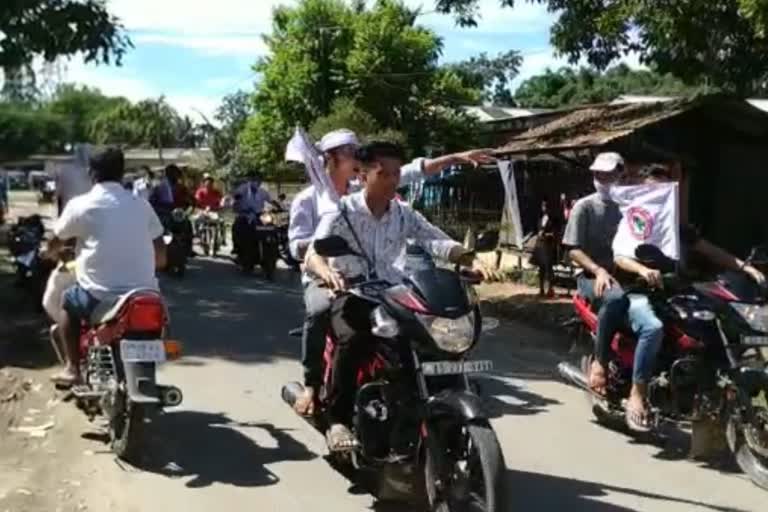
[514,64,712,109]
[0,103,68,160]
[1,1,131,100]
[211,90,254,166]
[46,83,126,144]
[445,50,522,105]
[89,97,182,148]
[432,0,768,94]
[241,0,483,174]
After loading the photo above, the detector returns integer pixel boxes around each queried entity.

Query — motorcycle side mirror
[314,236,358,258]
[474,230,499,253]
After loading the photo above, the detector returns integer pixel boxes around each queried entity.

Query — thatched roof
[493,97,697,156]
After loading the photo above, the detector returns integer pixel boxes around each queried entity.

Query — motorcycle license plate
[742,335,768,346]
[121,340,166,363]
[421,360,493,376]
[254,226,275,231]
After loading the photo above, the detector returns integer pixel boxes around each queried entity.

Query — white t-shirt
[53,182,165,300]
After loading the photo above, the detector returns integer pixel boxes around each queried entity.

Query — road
[1,189,765,511]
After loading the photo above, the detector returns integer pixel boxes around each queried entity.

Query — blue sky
[61,1,604,121]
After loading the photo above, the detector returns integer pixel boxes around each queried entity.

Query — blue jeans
[62,284,100,326]
[577,275,629,368]
[626,294,664,384]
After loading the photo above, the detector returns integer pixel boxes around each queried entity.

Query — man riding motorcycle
[231,170,282,257]
[150,164,194,256]
[289,128,496,417]
[45,147,167,387]
[304,141,493,451]
[611,163,766,430]
[193,173,225,241]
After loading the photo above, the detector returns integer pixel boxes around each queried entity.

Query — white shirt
[234,182,272,214]
[288,158,426,260]
[54,162,92,209]
[133,177,151,201]
[310,190,460,285]
[53,182,165,300]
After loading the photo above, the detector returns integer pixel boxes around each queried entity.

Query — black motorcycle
[197,210,225,257]
[8,215,52,308]
[282,233,506,511]
[161,209,191,278]
[234,211,280,280]
[559,244,768,490]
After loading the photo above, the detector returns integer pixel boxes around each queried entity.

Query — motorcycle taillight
[125,296,165,332]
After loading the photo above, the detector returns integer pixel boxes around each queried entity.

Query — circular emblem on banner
[627,207,653,241]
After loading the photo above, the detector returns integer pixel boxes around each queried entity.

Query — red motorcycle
[558,245,768,490]
[66,288,183,462]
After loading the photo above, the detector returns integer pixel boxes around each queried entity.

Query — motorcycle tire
[261,243,279,281]
[424,421,505,512]
[728,409,768,490]
[110,401,146,463]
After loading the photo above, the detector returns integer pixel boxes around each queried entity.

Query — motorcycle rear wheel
[424,421,505,512]
[110,401,146,463]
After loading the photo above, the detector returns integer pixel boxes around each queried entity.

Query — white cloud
[133,33,267,57]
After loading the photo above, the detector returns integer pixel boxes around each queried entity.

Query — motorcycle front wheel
[424,420,505,512]
[728,405,768,490]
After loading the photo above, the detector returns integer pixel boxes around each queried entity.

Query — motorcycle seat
[89,288,163,326]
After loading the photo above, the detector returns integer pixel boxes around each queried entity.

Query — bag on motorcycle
[42,263,76,323]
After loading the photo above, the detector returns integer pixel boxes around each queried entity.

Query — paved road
[34,256,756,512]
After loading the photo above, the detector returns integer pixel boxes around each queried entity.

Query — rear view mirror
[475,230,499,253]
[314,236,358,258]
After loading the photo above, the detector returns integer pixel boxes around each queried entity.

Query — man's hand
[471,259,502,282]
[454,149,496,168]
[323,268,347,292]
[593,268,616,298]
[639,267,663,289]
[744,264,766,285]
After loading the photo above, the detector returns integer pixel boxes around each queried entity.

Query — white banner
[284,126,340,216]
[498,160,524,249]
[611,182,681,261]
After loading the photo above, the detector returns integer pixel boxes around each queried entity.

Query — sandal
[50,371,77,389]
[293,389,316,418]
[587,358,607,398]
[326,424,358,452]
[625,402,652,433]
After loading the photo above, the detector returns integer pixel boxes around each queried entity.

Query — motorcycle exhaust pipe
[557,362,589,391]
[281,382,305,407]
[159,385,183,407]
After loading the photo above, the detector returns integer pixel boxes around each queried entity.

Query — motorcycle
[68,288,183,462]
[235,211,280,280]
[37,180,56,204]
[162,208,191,278]
[196,210,225,257]
[558,244,768,490]
[8,214,52,308]
[282,233,506,511]
[274,210,300,271]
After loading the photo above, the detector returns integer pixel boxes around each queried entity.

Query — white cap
[317,129,360,153]
[589,152,624,172]
[202,172,213,180]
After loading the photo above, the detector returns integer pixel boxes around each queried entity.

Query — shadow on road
[160,257,304,366]
[506,469,748,512]
[474,374,561,417]
[136,410,316,488]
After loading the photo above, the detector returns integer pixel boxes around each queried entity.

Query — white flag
[611,183,681,261]
[284,126,340,216]
[498,160,524,249]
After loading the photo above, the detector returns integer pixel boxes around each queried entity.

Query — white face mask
[593,179,613,200]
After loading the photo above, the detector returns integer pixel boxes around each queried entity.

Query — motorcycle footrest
[71,386,102,400]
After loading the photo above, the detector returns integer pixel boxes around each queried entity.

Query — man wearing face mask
[562,152,629,399]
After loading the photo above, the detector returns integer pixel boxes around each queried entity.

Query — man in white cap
[562,152,629,402]
[288,127,495,416]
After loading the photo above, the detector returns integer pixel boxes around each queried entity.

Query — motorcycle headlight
[260,213,274,225]
[731,303,768,332]
[417,311,477,354]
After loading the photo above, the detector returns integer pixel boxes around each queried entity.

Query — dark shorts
[62,284,100,324]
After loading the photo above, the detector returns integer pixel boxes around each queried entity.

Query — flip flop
[625,402,652,433]
[293,393,316,418]
[326,424,358,452]
[50,372,76,389]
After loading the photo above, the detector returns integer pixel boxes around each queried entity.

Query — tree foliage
[240,0,483,175]
[211,90,254,166]
[445,50,522,105]
[0,1,131,94]
[46,84,127,143]
[433,0,768,94]
[0,103,68,160]
[514,64,712,109]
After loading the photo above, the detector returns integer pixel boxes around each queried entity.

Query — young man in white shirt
[289,130,495,416]
[304,141,491,450]
[46,148,167,387]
